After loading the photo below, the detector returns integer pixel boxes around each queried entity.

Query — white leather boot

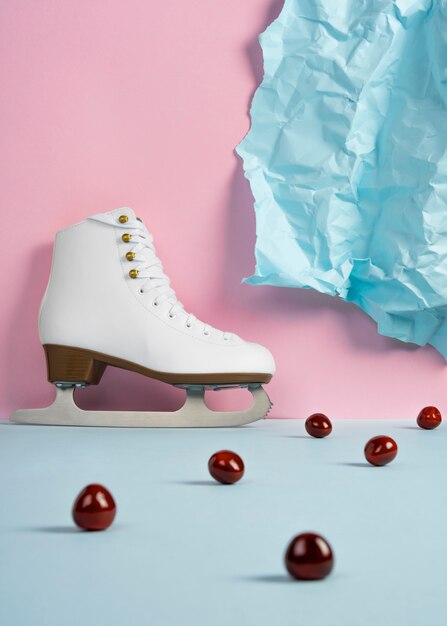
[12,208,275,427]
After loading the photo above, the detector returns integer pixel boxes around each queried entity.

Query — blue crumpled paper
[237,0,447,358]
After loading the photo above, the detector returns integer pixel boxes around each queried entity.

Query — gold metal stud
[129,269,139,279]
[122,233,132,243]
[126,251,136,261]
[118,215,128,224]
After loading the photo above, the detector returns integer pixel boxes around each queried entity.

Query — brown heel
[44,345,107,385]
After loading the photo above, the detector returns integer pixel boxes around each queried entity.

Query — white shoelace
[91,213,231,340]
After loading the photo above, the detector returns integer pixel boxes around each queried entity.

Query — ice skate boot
[11,208,275,427]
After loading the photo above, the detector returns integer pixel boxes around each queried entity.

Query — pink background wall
[1,0,445,421]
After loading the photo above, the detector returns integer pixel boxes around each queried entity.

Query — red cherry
[208,450,244,484]
[364,436,398,466]
[72,484,116,531]
[305,413,332,438]
[417,406,442,430]
[285,533,334,580]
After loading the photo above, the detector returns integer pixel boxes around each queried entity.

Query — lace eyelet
[203,331,210,336]
[168,313,176,319]
[223,336,229,341]
[152,300,159,307]
[186,323,192,328]
[139,289,144,294]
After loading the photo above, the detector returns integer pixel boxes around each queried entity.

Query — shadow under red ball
[305,413,332,438]
[417,406,442,430]
[364,436,398,466]
[208,450,244,484]
[285,533,334,580]
[72,483,116,531]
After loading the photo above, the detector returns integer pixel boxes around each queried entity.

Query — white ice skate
[11,208,275,427]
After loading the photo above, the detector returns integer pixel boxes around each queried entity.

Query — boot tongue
[107,207,137,221]
[102,208,188,321]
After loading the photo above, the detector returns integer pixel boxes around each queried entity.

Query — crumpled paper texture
[237,0,447,358]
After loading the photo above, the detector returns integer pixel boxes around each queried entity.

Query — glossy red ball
[364,436,398,466]
[208,450,244,484]
[305,413,332,438]
[285,533,334,580]
[417,406,442,430]
[72,484,116,531]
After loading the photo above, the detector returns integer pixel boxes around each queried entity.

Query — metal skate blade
[10,385,273,428]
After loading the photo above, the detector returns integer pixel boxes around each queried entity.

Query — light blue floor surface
[1,419,446,626]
